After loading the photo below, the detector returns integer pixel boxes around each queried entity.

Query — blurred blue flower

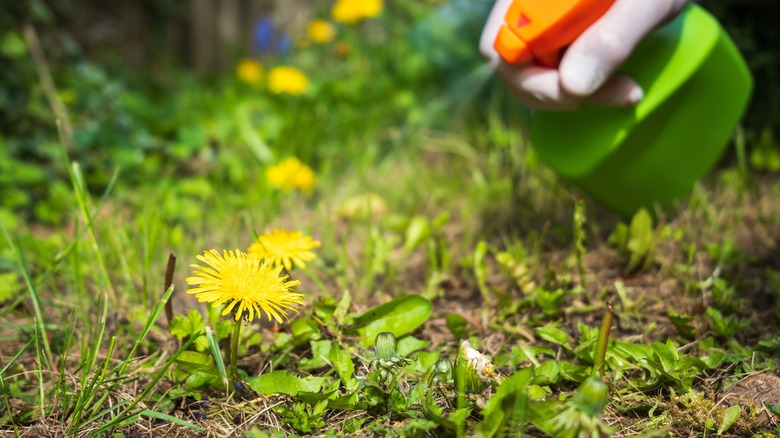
[252,16,293,56]
[253,17,275,53]
[275,35,292,56]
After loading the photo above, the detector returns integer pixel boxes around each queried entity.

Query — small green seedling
[608,208,661,274]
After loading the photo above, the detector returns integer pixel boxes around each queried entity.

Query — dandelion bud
[573,376,610,416]
[434,358,453,382]
[455,341,491,394]
[374,332,398,362]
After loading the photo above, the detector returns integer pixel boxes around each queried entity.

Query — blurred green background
[2,0,779,228]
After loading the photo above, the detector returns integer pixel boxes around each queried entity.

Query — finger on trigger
[560,0,680,96]
[479,0,515,62]
[585,75,644,107]
[496,63,581,109]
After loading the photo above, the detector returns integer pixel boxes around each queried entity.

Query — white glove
[480,0,689,110]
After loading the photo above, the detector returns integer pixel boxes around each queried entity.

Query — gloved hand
[480,0,689,110]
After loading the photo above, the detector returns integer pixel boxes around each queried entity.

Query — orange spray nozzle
[494,0,615,68]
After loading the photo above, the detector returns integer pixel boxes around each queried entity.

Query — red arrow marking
[516,13,531,29]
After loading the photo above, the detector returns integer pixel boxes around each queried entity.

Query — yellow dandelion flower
[248,229,321,270]
[267,66,309,95]
[186,249,303,323]
[266,156,316,193]
[332,0,383,24]
[307,19,336,44]
[236,59,263,84]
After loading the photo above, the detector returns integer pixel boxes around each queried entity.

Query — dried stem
[22,23,73,143]
[164,253,176,325]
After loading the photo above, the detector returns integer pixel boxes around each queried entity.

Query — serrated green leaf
[333,290,352,325]
[169,309,208,352]
[557,361,590,383]
[536,325,571,350]
[527,384,548,401]
[289,317,319,345]
[184,371,220,389]
[531,360,559,386]
[512,345,556,366]
[215,320,232,339]
[300,340,333,370]
[651,341,679,372]
[249,370,325,396]
[175,351,214,374]
[390,387,408,411]
[328,390,365,410]
[405,350,439,375]
[295,389,339,404]
[701,352,725,369]
[329,344,357,389]
[396,336,430,357]
[667,310,696,339]
[717,405,740,435]
[351,296,432,346]
[612,341,654,362]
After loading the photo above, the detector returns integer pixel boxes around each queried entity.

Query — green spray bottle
[495,1,753,216]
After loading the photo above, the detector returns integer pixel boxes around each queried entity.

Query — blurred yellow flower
[236,59,263,84]
[248,229,321,270]
[266,156,316,193]
[332,0,383,24]
[267,66,309,95]
[186,249,303,323]
[307,19,336,43]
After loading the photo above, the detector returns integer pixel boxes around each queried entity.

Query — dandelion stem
[230,319,242,391]
[594,301,614,377]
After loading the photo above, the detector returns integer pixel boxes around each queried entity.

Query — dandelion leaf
[351,296,432,346]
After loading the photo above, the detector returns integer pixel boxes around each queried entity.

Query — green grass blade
[0,338,33,428]
[139,409,206,431]
[0,220,53,368]
[56,314,76,421]
[32,319,47,421]
[118,285,175,377]
[93,333,201,434]
[206,325,229,395]
[81,336,118,423]
[67,161,116,302]
[68,290,109,432]
[82,398,134,425]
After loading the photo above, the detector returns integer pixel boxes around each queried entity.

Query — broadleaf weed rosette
[248,229,321,270]
[186,249,303,323]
